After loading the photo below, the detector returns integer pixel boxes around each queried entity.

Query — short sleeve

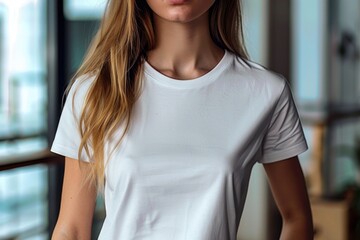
[50,75,96,162]
[258,80,308,164]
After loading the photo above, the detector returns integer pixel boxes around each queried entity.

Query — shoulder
[66,73,97,104]
[68,73,97,97]
[238,56,286,90]
[230,54,288,102]
[63,73,98,116]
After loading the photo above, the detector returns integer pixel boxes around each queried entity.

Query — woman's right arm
[52,157,97,240]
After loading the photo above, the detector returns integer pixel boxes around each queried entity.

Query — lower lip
[168,0,189,5]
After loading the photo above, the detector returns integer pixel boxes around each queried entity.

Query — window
[0,165,48,239]
[64,0,106,20]
[0,1,49,238]
[0,0,47,159]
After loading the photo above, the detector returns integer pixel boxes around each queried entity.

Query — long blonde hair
[67,0,249,191]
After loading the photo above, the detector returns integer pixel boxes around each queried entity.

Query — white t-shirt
[51,49,308,240]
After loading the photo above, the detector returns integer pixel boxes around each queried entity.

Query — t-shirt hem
[259,141,309,164]
[50,144,91,162]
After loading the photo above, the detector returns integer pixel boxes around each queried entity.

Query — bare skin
[146,0,224,80]
[52,157,97,240]
[264,156,314,240]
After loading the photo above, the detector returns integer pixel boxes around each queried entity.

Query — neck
[146,12,224,75]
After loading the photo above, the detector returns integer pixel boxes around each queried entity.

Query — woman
[51,0,313,239]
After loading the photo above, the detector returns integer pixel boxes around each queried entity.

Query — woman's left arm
[263,156,314,240]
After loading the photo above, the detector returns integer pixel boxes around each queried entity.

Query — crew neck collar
[143,49,232,89]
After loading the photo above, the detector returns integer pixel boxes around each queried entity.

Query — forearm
[280,217,313,240]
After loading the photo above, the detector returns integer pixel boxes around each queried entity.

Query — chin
[146,0,215,23]
[165,7,198,23]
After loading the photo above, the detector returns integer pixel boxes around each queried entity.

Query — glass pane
[0,165,48,239]
[0,0,47,159]
[242,0,268,65]
[64,0,106,20]
[291,0,327,106]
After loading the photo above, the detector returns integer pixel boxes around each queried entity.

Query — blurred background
[0,0,359,239]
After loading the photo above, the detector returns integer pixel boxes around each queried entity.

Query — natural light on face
[0,0,47,158]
